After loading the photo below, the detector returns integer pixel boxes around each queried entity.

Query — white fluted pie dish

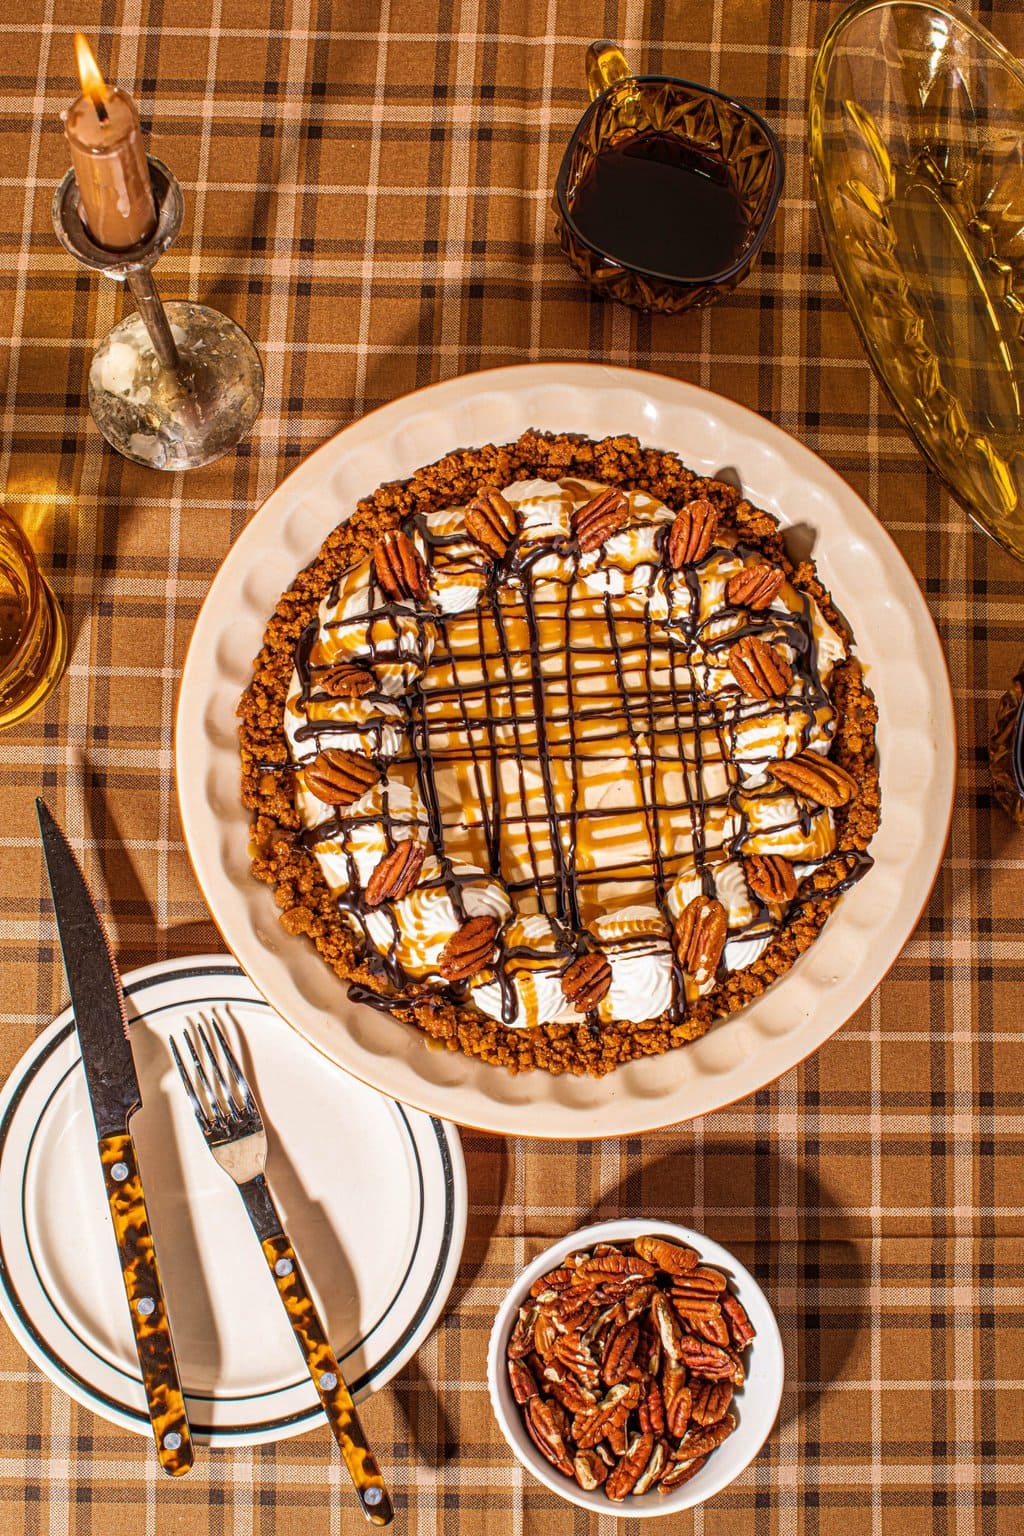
[176,363,954,1137]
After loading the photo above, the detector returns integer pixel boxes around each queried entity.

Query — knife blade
[36,799,194,1477]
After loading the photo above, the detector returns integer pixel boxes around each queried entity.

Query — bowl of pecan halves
[486,1219,784,1514]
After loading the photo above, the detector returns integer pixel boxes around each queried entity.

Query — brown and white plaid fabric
[1,1,1022,1531]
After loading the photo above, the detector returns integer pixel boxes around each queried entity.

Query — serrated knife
[36,799,193,1477]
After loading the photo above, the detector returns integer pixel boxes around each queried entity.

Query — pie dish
[239,437,879,1076]
[175,363,954,1137]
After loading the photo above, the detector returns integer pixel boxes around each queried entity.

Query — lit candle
[63,33,157,251]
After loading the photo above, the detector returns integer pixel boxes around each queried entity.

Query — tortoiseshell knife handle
[260,1232,394,1525]
[98,1134,194,1477]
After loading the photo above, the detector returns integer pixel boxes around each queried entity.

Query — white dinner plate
[0,956,466,1446]
[175,363,955,1138]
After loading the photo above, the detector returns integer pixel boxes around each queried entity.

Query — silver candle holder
[52,157,263,471]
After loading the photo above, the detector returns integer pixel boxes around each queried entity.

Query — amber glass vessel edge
[555,76,785,289]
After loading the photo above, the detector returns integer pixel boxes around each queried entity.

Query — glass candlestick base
[88,301,263,471]
[53,158,264,472]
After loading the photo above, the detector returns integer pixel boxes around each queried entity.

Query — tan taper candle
[63,34,156,251]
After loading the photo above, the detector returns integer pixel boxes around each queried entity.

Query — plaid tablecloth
[2,1,1023,1531]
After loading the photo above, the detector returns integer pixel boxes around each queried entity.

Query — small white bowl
[486,1218,784,1517]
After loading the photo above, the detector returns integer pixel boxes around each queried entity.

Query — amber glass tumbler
[554,42,784,314]
[0,508,67,728]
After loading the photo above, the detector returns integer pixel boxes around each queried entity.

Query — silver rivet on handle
[274,1257,293,1277]
[110,1161,129,1181]
[319,1372,338,1391]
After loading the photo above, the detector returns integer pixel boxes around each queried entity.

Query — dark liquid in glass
[570,133,749,280]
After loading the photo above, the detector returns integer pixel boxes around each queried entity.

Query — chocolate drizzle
[287,486,871,1027]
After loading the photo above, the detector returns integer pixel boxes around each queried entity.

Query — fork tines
[169,1008,261,1138]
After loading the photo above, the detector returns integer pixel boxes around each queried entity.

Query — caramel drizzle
[291,506,870,1022]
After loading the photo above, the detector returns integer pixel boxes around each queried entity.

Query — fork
[170,1009,394,1527]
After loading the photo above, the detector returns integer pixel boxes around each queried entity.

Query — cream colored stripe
[0,23,821,50]
[46,1386,69,1536]
[253,0,314,500]
[527,0,558,361]
[435,1,480,385]
[186,0,223,299]
[0,0,55,490]
[351,0,393,414]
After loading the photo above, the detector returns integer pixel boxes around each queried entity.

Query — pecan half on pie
[240,433,880,1076]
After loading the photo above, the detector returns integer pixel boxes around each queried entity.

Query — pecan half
[651,1293,685,1363]
[318,662,375,698]
[466,488,519,557]
[373,530,429,602]
[525,1395,573,1476]
[744,852,797,904]
[634,1236,699,1275]
[602,1319,640,1386]
[530,1266,576,1298]
[661,1361,692,1438]
[768,750,859,808]
[304,748,379,807]
[677,1336,735,1379]
[544,1368,598,1414]
[561,951,612,1011]
[622,1284,657,1320]
[658,1453,707,1492]
[437,914,500,980]
[721,1291,757,1349]
[674,1413,737,1459]
[670,1266,727,1296]
[573,1382,640,1450]
[573,1449,609,1491]
[637,1317,661,1377]
[727,1348,746,1387]
[582,1303,621,1357]
[533,1312,559,1358]
[727,634,793,700]
[573,488,630,553]
[633,1438,670,1495]
[606,1413,629,1457]
[507,1303,539,1358]
[673,896,728,987]
[726,562,785,609]
[365,839,427,906]
[507,1357,539,1405]
[669,1291,724,1321]
[605,1432,655,1501]
[542,1291,598,1334]
[668,497,719,566]
[577,1253,656,1280]
[690,1378,733,1427]
[691,1311,731,1348]
[638,1378,666,1437]
[553,1331,601,1389]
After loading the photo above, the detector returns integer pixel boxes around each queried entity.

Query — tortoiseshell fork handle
[98,1134,193,1477]
[260,1232,394,1525]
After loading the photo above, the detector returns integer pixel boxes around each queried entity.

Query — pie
[239,431,880,1076]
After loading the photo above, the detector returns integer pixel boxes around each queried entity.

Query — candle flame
[74,33,109,111]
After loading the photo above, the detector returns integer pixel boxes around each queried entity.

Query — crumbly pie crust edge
[238,430,880,1078]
